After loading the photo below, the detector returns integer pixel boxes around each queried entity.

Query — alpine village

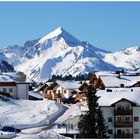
[0,27,140,139]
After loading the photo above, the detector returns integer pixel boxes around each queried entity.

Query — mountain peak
[38,27,81,46]
[45,27,64,39]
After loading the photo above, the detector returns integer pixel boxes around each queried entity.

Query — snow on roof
[121,75,140,83]
[97,88,140,106]
[95,71,118,78]
[100,75,131,87]
[99,75,140,87]
[28,91,43,99]
[34,82,54,92]
[56,80,81,90]
[46,82,54,86]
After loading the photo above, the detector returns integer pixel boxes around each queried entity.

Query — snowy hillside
[0,98,67,130]
[0,27,139,82]
[0,60,14,72]
[0,45,25,66]
[104,46,140,70]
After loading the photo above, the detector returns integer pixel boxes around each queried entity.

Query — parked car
[0,130,16,139]
[1,126,21,133]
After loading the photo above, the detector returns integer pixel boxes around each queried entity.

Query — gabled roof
[111,98,136,107]
[97,88,140,106]
[99,74,140,88]
[79,81,89,90]
[47,82,58,90]
[56,80,81,90]
[94,71,118,78]
[99,75,130,87]
[34,82,54,92]
[29,91,43,99]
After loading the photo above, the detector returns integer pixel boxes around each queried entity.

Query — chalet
[0,72,30,99]
[90,71,119,87]
[90,73,140,89]
[28,81,54,100]
[76,93,87,102]
[43,80,83,103]
[34,82,53,93]
[79,81,89,92]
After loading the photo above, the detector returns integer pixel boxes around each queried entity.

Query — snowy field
[0,97,68,138]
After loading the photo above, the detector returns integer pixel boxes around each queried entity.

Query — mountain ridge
[0,27,139,82]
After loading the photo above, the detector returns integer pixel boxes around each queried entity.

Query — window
[106,89,112,92]
[64,90,67,93]
[108,117,113,122]
[134,116,139,122]
[125,116,130,122]
[117,129,122,135]
[134,129,139,134]
[125,129,130,134]
[58,90,60,93]
[9,88,13,93]
[120,84,124,87]
[3,88,7,93]
[116,116,121,122]
[117,105,121,110]
[108,129,113,134]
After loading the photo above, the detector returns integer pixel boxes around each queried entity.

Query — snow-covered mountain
[0,27,139,82]
[0,51,14,72]
[15,27,118,82]
[104,46,140,70]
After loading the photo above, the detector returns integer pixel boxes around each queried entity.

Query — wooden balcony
[114,109,133,115]
[54,93,61,98]
[114,133,133,138]
[44,92,61,99]
[114,121,133,127]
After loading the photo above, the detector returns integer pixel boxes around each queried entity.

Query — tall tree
[97,107,108,138]
[78,85,108,138]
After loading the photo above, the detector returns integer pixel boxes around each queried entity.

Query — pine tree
[97,107,108,138]
[78,85,108,138]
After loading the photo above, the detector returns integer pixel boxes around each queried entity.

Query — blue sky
[0,2,140,52]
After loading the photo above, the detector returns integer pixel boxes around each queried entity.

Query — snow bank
[0,98,67,130]
[0,130,16,139]
[16,129,71,139]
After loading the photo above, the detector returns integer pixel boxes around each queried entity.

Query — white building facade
[101,98,140,138]
[0,82,29,99]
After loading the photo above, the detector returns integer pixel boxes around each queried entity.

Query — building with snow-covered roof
[90,71,140,89]
[43,80,86,103]
[95,88,140,138]
[34,81,53,93]
[0,72,30,99]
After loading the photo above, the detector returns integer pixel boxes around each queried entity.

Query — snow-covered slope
[104,46,140,70]
[0,60,14,72]
[0,45,25,66]
[0,98,67,130]
[0,27,139,82]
